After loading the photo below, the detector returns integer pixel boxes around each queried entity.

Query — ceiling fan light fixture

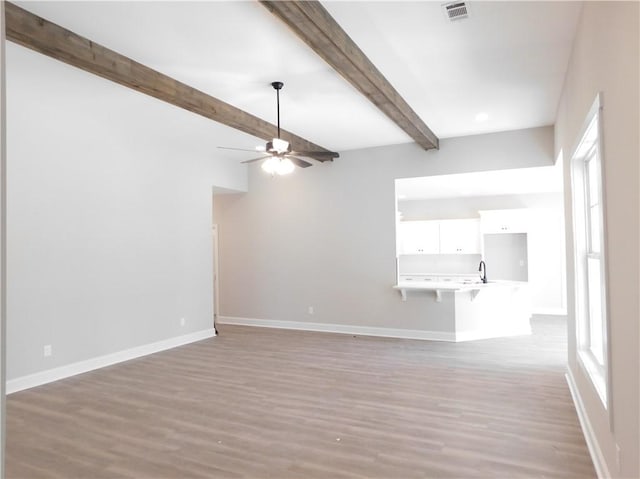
[261,157,280,175]
[220,80,333,172]
[261,157,294,176]
[276,157,295,175]
[268,138,290,154]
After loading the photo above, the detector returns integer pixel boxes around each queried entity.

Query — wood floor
[6,317,595,478]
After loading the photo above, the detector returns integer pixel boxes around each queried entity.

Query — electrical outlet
[43,345,52,357]
[180,317,186,327]
[519,259,525,266]
[308,306,314,315]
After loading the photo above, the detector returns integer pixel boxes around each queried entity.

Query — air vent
[442,2,469,21]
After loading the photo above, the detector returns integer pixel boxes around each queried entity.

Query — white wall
[526,209,566,313]
[214,126,554,334]
[555,2,639,478]
[398,192,563,220]
[6,44,248,381]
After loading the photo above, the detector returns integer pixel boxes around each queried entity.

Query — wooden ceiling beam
[260,1,439,151]
[4,2,338,162]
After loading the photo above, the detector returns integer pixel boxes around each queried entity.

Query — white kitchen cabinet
[479,209,529,234]
[398,220,440,254]
[398,219,480,255]
[439,219,481,254]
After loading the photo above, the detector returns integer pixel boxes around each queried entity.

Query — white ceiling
[13,1,582,156]
[325,1,582,139]
[395,160,564,201]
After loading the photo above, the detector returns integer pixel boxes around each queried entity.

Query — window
[570,94,609,407]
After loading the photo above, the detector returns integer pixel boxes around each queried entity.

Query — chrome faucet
[478,260,487,283]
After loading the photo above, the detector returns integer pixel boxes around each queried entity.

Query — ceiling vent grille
[443,2,469,21]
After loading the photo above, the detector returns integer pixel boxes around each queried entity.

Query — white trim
[455,324,531,342]
[218,316,457,342]
[219,316,531,342]
[6,329,216,394]
[532,307,568,316]
[569,93,603,160]
[212,224,220,322]
[565,369,610,479]
[569,92,613,425]
[577,349,607,407]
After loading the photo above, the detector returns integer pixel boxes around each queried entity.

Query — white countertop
[394,279,526,292]
[393,279,527,301]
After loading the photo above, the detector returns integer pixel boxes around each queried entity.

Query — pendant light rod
[271,81,284,139]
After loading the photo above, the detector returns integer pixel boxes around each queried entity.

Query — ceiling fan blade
[241,155,271,164]
[218,146,262,153]
[289,150,336,158]
[285,156,313,168]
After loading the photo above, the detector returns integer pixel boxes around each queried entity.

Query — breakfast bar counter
[393,276,531,341]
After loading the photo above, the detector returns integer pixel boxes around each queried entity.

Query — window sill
[578,349,607,408]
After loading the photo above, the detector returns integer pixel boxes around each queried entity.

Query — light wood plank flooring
[7,317,595,478]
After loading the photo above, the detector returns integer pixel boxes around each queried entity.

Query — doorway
[483,233,529,281]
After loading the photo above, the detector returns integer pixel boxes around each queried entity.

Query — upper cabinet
[479,209,529,234]
[398,220,440,254]
[439,219,481,254]
[398,219,480,255]
[397,210,532,256]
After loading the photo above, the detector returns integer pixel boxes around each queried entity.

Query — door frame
[212,224,220,331]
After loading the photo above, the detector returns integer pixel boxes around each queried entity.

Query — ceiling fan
[218,81,334,175]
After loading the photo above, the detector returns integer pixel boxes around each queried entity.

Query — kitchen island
[393,275,531,341]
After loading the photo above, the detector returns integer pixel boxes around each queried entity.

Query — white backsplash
[398,254,482,275]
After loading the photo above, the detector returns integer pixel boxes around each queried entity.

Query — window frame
[584,146,606,367]
[569,93,612,423]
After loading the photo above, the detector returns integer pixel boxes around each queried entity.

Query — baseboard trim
[455,325,531,342]
[218,316,459,342]
[7,329,216,394]
[565,369,610,479]
[533,308,567,316]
